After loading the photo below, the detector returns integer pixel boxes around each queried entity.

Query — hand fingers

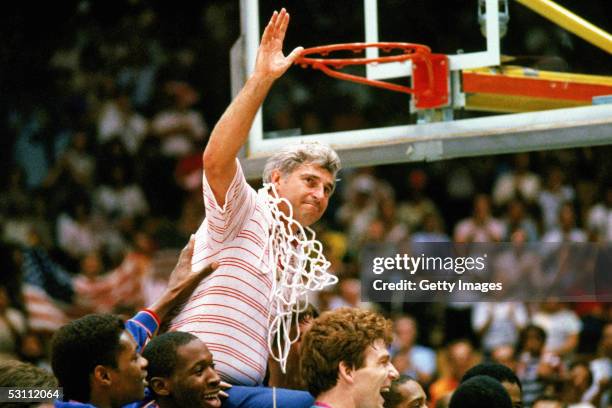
[176,235,196,266]
[195,261,218,280]
[183,234,196,253]
[260,10,278,45]
[270,9,279,28]
[287,46,304,64]
[218,380,231,398]
[276,9,289,43]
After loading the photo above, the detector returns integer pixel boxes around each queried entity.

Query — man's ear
[93,365,112,387]
[338,361,354,384]
[150,377,171,397]
[270,169,282,186]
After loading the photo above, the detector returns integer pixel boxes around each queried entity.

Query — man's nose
[207,367,221,387]
[311,185,325,201]
[389,363,400,380]
[140,355,148,370]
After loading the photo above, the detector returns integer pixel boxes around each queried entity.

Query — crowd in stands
[1,2,611,407]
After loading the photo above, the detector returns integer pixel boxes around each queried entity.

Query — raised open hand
[254,8,303,80]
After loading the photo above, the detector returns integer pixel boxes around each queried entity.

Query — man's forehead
[366,339,389,358]
[177,339,212,367]
[290,163,336,186]
[120,330,137,351]
[292,163,332,176]
[402,380,426,399]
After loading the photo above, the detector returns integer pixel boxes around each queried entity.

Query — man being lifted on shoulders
[170,8,341,386]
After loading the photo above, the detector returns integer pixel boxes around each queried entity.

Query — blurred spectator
[336,172,383,247]
[445,164,476,226]
[11,107,52,189]
[586,186,612,243]
[151,81,207,158]
[560,361,596,407]
[0,285,27,361]
[539,165,575,233]
[532,300,582,359]
[0,167,29,221]
[411,212,450,243]
[493,153,541,208]
[492,228,544,296]
[454,194,503,243]
[328,278,376,311]
[502,199,539,242]
[397,169,440,232]
[390,315,437,385]
[517,324,562,407]
[58,130,96,187]
[583,323,611,406]
[374,199,409,244]
[97,89,149,155]
[94,164,149,221]
[542,203,587,243]
[429,339,478,406]
[1,168,50,248]
[472,302,529,354]
[56,194,100,259]
[491,344,518,372]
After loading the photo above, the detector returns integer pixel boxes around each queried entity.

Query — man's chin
[297,212,322,227]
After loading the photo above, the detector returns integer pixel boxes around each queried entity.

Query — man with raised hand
[170,8,341,386]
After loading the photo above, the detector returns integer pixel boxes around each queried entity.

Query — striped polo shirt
[170,160,273,385]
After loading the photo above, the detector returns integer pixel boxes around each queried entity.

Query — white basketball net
[258,183,338,373]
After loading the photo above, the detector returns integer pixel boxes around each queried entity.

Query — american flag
[23,283,69,332]
[73,253,150,313]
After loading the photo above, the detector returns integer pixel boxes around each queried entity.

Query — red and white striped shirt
[170,161,273,385]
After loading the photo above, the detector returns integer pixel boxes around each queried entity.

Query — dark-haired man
[449,375,512,408]
[52,236,215,408]
[142,331,314,408]
[461,362,523,408]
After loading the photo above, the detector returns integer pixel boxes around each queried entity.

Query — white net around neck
[258,182,338,373]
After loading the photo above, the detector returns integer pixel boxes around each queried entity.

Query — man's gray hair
[262,141,341,184]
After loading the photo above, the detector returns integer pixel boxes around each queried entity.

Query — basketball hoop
[295,42,450,109]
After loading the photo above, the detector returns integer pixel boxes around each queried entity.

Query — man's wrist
[249,71,276,86]
[143,308,161,326]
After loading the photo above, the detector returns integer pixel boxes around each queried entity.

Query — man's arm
[202,8,303,206]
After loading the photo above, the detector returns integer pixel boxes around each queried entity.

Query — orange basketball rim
[295,42,450,110]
